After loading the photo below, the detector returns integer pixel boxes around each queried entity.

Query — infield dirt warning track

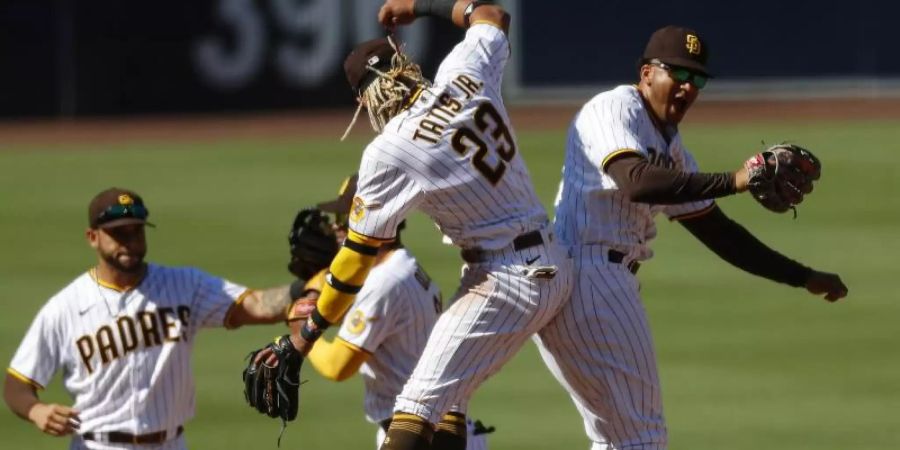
[1,98,899,149]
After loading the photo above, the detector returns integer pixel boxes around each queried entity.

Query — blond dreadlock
[341,37,430,141]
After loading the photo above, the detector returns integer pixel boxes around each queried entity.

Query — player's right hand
[28,403,80,436]
[378,0,417,29]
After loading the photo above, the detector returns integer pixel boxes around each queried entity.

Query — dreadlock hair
[341,38,431,141]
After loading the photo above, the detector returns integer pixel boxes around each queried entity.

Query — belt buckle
[523,265,558,279]
[626,260,640,274]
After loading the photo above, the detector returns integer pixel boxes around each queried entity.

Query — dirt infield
[2,99,899,149]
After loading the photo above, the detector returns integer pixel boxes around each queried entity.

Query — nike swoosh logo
[525,256,540,265]
[78,304,95,315]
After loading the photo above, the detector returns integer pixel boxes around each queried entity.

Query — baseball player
[533,26,849,449]
[250,1,573,449]
[3,188,300,450]
[286,174,491,450]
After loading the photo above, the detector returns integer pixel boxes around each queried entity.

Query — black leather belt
[608,250,640,274]
[460,230,544,264]
[83,426,183,445]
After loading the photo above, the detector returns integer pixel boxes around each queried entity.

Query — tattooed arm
[225,285,294,328]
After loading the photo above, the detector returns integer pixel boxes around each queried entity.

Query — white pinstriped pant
[534,244,667,450]
[393,229,573,425]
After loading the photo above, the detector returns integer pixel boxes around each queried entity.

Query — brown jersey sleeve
[605,153,736,204]
[679,205,812,287]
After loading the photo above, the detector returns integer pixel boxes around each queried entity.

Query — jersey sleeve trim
[335,337,374,356]
[601,148,642,172]
[347,229,396,245]
[470,20,503,31]
[7,367,44,390]
[668,202,717,221]
[223,289,252,329]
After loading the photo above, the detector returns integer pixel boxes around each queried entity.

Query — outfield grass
[1,118,898,449]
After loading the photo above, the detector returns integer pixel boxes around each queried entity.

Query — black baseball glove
[743,143,821,215]
[288,208,339,280]
[243,335,304,445]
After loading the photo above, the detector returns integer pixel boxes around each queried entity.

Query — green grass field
[1,117,898,449]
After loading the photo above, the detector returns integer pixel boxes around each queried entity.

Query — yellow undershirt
[307,332,369,381]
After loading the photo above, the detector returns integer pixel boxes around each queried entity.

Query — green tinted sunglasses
[97,204,149,224]
[653,61,709,89]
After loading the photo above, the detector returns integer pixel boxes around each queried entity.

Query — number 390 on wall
[192,0,428,91]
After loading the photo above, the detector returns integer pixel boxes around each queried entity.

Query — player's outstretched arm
[379,0,510,33]
[270,229,385,360]
[225,285,293,328]
[678,205,848,301]
[606,153,738,204]
[279,284,369,381]
[3,373,80,436]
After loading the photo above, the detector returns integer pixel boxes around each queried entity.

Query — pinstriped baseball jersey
[315,247,491,450]
[535,84,723,449]
[8,264,247,449]
[335,248,442,424]
[553,85,714,262]
[343,21,572,430]
[349,23,547,249]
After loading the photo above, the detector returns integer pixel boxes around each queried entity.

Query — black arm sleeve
[679,205,812,287]
[605,153,736,204]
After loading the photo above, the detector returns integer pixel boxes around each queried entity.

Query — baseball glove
[288,208,339,280]
[743,143,821,215]
[243,335,304,445]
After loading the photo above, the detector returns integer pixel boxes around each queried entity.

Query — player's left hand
[252,334,312,368]
[243,335,304,422]
[378,0,417,29]
[805,270,848,302]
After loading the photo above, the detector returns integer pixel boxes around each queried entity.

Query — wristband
[413,0,456,19]
[299,308,331,341]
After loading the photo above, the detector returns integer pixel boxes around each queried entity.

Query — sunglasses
[97,203,149,224]
[651,61,708,89]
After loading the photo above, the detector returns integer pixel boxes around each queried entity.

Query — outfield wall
[3,0,899,118]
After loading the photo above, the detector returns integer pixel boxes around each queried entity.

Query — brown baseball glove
[743,143,821,215]
[243,335,303,446]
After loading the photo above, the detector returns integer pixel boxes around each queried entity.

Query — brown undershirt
[605,153,812,287]
[605,153,736,204]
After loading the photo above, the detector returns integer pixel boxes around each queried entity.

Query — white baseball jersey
[346,23,572,429]
[535,85,719,449]
[350,23,547,249]
[335,248,491,450]
[335,248,441,424]
[553,85,714,262]
[8,264,247,450]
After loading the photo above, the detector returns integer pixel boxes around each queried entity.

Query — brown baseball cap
[344,38,396,95]
[88,187,154,229]
[641,25,711,76]
[317,173,358,216]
